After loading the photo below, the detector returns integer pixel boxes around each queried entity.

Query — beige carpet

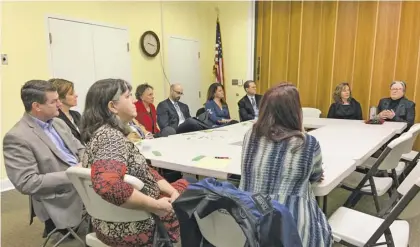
[2,188,419,247]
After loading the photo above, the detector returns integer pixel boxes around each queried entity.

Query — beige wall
[0,1,252,180]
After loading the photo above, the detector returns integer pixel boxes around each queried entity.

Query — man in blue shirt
[3,80,85,238]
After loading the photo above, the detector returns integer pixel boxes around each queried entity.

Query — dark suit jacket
[238,94,262,121]
[57,109,82,143]
[377,97,416,128]
[156,98,191,130]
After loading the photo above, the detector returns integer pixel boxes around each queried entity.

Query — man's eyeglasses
[173,90,184,95]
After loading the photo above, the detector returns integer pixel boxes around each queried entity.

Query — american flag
[213,18,224,85]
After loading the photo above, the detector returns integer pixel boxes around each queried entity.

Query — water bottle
[369,106,377,120]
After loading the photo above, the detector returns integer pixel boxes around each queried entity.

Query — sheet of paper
[194,156,230,169]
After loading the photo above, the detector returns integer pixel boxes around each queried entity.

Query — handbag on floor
[152,214,174,247]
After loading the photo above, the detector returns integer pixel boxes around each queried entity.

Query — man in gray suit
[3,80,85,237]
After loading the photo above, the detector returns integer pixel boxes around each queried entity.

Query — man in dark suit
[157,84,205,134]
[3,80,84,238]
[238,80,262,121]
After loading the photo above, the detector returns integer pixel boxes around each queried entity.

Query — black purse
[194,111,214,129]
[152,214,174,247]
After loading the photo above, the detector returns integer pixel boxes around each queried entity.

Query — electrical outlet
[1,54,8,65]
[238,80,243,86]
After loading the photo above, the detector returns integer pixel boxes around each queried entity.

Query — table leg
[316,196,328,214]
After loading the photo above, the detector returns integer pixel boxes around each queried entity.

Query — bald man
[157,84,206,134]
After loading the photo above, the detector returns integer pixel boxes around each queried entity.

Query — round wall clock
[140,31,160,57]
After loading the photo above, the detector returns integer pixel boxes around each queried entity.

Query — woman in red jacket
[135,84,176,137]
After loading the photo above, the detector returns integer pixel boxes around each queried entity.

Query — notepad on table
[194,156,230,169]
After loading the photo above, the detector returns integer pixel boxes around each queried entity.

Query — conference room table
[138,118,406,199]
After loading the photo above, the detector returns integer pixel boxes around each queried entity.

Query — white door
[168,37,201,117]
[48,18,96,113]
[92,26,132,82]
[48,18,132,113]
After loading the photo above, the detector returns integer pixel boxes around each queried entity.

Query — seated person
[80,78,189,246]
[3,80,84,238]
[377,81,415,129]
[327,82,363,120]
[50,78,82,142]
[238,80,262,121]
[239,82,332,247]
[204,83,238,126]
[156,83,206,134]
[127,118,153,143]
[134,83,176,137]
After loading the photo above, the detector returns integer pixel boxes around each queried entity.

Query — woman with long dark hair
[80,79,188,246]
[204,83,238,126]
[239,82,332,247]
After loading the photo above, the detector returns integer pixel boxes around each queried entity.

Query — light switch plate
[1,54,8,65]
[238,80,243,86]
[232,79,238,85]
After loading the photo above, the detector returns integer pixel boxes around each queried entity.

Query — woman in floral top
[80,78,188,246]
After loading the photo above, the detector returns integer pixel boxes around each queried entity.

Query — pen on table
[215,156,230,159]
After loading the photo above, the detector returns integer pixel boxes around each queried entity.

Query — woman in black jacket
[327,82,363,120]
[50,78,82,143]
[377,81,416,129]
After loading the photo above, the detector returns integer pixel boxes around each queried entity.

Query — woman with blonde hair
[327,82,362,120]
[49,78,82,142]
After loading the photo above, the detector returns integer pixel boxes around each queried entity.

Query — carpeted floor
[1,188,419,247]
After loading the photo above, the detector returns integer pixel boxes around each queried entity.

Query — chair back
[302,107,321,118]
[365,176,420,246]
[66,167,150,222]
[194,210,246,247]
[404,123,420,153]
[398,166,420,219]
[377,132,413,170]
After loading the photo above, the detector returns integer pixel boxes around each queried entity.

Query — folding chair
[341,133,413,212]
[328,167,420,247]
[194,209,246,247]
[302,107,322,118]
[363,124,420,181]
[42,216,87,247]
[66,167,151,247]
[400,123,420,174]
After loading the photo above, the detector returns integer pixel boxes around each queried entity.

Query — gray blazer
[3,113,85,229]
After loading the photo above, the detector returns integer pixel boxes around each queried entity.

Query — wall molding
[247,0,256,80]
[1,178,15,193]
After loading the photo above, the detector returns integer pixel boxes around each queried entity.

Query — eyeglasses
[390,88,403,91]
[173,90,184,95]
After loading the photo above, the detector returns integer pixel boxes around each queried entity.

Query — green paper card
[152,151,162,156]
[192,155,205,161]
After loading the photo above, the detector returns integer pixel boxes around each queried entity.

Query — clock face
[144,34,158,54]
[140,31,160,57]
